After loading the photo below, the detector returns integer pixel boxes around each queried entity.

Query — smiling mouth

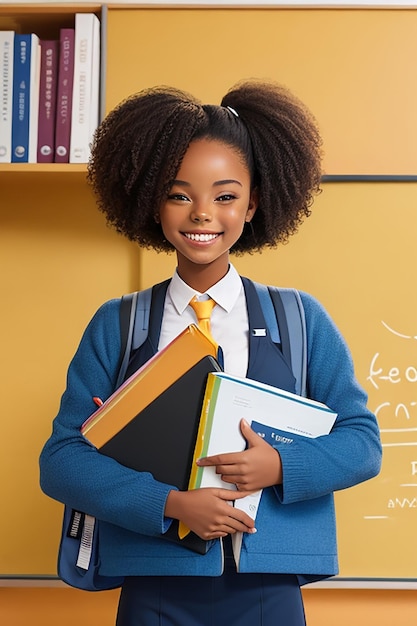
[183,232,220,242]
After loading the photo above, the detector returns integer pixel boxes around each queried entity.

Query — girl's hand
[165,487,256,540]
[196,418,283,492]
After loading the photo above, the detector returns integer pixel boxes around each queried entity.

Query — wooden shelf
[0,4,102,37]
[0,164,90,186]
[0,163,87,173]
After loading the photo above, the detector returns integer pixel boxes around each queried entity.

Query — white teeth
[185,233,218,242]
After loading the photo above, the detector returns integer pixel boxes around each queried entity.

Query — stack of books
[80,324,337,560]
[0,13,100,164]
[81,324,221,555]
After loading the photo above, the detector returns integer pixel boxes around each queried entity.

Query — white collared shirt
[158,264,249,377]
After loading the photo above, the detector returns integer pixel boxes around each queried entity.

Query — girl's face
[159,138,258,290]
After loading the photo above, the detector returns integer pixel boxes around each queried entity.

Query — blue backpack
[58,279,307,591]
[117,279,307,396]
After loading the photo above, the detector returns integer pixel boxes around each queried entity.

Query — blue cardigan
[39,281,381,585]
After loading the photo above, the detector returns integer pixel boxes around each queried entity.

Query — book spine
[11,34,31,162]
[70,13,100,163]
[28,35,40,163]
[188,373,219,490]
[89,15,100,143]
[37,40,59,163]
[54,28,74,163]
[0,31,15,163]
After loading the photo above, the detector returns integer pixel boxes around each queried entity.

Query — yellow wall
[1,170,140,576]
[106,7,417,175]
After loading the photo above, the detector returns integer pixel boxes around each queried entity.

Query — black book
[100,355,222,554]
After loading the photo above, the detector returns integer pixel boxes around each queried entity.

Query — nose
[190,205,212,223]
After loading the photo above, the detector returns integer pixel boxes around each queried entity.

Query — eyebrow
[172,179,243,188]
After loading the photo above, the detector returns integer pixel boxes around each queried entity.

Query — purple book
[54,28,74,163]
[37,40,59,163]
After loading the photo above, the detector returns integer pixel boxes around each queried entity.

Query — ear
[245,187,259,222]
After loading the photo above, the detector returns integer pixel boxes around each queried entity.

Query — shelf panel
[0,164,90,186]
[0,4,101,40]
[0,163,87,173]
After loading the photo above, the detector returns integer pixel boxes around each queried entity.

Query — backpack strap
[131,287,153,351]
[252,282,281,345]
[115,287,152,388]
[268,287,307,398]
[252,281,307,397]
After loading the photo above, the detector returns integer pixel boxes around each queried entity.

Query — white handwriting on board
[363,320,417,523]
[375,402,417,420]
[367,352,417,390]
[387,498,417,509]
[381,321,417,340]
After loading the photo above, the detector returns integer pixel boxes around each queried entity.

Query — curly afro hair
[87,79,322,254]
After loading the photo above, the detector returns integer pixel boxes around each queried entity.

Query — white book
[0,31,14,163]
[28,36,41,163]
[188,372,337,567]
[88,15,100,146]
[70,13,100,163]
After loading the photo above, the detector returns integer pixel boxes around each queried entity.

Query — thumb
[240,418,264,447]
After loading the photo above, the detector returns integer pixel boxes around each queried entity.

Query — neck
[176,257,230,292]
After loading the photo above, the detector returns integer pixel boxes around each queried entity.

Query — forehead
[177,138,250,179]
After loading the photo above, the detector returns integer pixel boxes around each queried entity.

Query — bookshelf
[0,3,103,171]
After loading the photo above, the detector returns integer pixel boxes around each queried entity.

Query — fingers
[181,488,256,540]
[197,452,242,467]
[196,420,265,469]
[215,487,254,502]
[175,487,257,538]
[214,506,257,535]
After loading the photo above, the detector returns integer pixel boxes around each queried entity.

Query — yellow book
[187,372,219,493]
[81,324,217,449]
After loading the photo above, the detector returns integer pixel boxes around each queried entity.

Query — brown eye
[167,194,190,202]
[217,194,237,202]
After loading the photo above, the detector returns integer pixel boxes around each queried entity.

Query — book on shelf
[54,28,75,163]
[81,324,220,554]
[28,35,41,163]
[187,371,338,566]
[11,33,41,163]
[88,14,100,151]
[0,31,15,163]
[37,39,59,163]
[69,13,100,163]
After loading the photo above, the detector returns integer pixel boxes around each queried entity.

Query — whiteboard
[233,181,417,580]
[140,180,417,581]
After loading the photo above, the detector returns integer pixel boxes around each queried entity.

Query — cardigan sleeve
[39,299,175,537]
[274,291,382,504]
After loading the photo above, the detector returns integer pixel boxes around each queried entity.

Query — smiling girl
[40,80,381,626]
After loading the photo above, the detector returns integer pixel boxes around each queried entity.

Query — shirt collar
[168,264,243,315]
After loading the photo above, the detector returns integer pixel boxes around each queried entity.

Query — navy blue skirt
[116,543,306,626]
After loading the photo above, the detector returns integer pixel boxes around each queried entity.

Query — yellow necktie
[188,296,218,349]
[178,296,217,541]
